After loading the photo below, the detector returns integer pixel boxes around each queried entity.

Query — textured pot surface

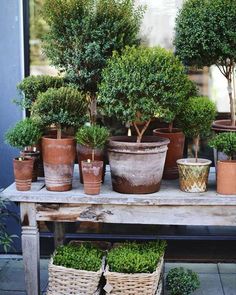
[42,136,76,191]
[13,158,33,191]
[82,161,103,195]
[177,158,211,193]
[217,160,236,195]
[212,120,236,132]
[108,136,169,194]
[153,128,185,180]
[77,145,105,183]
[20,150,40,182]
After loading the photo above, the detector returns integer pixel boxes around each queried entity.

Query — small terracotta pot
[13,158,34,191]
[153,128,185,179]
[82,161,103,195]
[177,158,212,193]
[20,150,40,182]
[217,160,236,195]
[42,136,76,191]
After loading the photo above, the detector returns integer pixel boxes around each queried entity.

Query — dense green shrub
[175,0,236,125]
[209,132,236,160]
[166,267,200,295]
[99,46,196,142]
[107,241,166,274]
[5,118,42,150]
[32,87,88,139]
[53,243,103,271]
[76,125,109,149]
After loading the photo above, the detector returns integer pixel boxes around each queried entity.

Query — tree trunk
[57,125,62,139]
[89,93,97,125]
[194,135,200,163]
[228,77,236,126]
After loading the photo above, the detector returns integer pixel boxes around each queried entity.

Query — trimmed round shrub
[209,132,236,160]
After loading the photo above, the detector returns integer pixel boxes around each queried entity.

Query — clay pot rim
[217,160,236,164]
[177,158,212,166]
[21,150,40,155]
[153,128,184,134]
[212,120,236,132]
[82,160,103,165]
[42,135,75,141]
[108,136,170,147]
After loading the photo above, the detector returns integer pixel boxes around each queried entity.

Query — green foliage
[107,241,166,274]
[16,75,64,109]
[174,0,236,68]
[166,267,200,295]
[5,118,42,150]
[53,243,103,271]
[32,87,88,130]
[76,125,109,149]
[179,96,216,139]
[99,46,196,126]
[42,0,144,93]
[209,132,236,160]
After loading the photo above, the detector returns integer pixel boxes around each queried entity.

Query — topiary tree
[32,87,88,139]
[99,46,195,143]
[175,0,236,125]
[179,96,216,161]
[209,132,236,160]
[42,0,144,123]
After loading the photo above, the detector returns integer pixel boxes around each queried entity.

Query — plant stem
[194,135,200,163]
[227,76,236,126]
[169,122,173,133]
[57,125,62,139]
[133,119,151,143]
[89,93,97,125]
[92,149,95,162]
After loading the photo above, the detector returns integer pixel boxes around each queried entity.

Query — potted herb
[175,0,236,131]
[209,132,236,195]
[166,267,200,295]
[5,118,42,190]
[177,96,216,193]
[32,87,87,191]
[104,241,166,294]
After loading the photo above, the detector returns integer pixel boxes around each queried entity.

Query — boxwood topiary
[209,132,236,160]
[166,267,200,295]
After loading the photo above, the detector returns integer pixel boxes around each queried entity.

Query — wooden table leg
[54,222,65,248]
[20,203,40,295]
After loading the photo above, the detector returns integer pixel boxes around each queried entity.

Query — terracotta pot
[153,128,185,180]
[77,145,106,183]
[82,161,103,195]
[177,158,212,193]
[108,136,170,194]
[42,136,76,191]
[20,150,40,182]
[212,120,236,132]
[217,160,236,195]
[13,158,34,191]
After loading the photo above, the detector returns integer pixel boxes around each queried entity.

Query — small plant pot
[82,161,103,195]
[217,160,236,195]
[13,158,34,191]
[20,150,40,182]
[177,158,212,193]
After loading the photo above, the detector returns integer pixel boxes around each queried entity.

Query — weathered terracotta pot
[13,158,33,191]
[153,128,185,180]
[82,161,103,195]
[20,150,40,182]
[77,145,105,183]
[212,120,236,132]
[108,136,169,194]
[42,136,76,191]
[217,160,236,195]
[177,158,212,193]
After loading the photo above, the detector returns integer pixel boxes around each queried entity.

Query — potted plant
[43,0,144,124]
[104,241,166,295]
[32,87,87,191]
[5,118,42,190]
[47,243,104,295]
[166,267,200,295]
[209,132,236,194]
[76,125,110,194]
[175,0,236,131]
[177,96,216,193]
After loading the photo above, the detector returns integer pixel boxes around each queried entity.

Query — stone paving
[0,257,235,295]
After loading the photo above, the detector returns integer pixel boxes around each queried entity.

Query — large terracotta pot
[177,158,212,193]
[42,136,76,191]
[217,160,236,195]
[153,128,185,180]
[212,120,236,132]
[20,150,40,182]
[107,136,169,194]
[82,160,103,195]
[13,158,33,191]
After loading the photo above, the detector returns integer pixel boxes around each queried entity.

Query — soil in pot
[108,136,169,194]
[177,158,212,193]
[20,150,40,182]
[42,136,76,191]
[82,160,103,195]
[217,160,236,195]
[153,128,185,180]
[13,158,34,191]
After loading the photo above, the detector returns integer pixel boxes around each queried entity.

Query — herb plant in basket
[76,125,110,194]
[177,96,216,192]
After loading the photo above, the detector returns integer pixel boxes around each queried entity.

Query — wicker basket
[103,256,164,295]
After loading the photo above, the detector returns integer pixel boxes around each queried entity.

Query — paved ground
[0,257,235,295]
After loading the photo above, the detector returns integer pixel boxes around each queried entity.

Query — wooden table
[1,168,236,295]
